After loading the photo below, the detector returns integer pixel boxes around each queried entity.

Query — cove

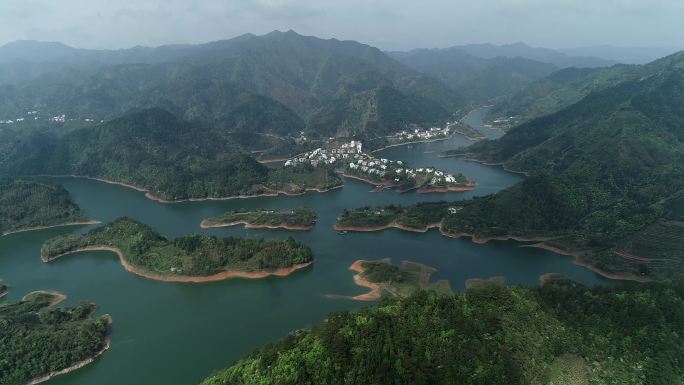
[0,109,612,385]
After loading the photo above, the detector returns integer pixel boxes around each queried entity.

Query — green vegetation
[265,164,342,194]
[0,290,110,385]
[0,109,342,201]
[450,122,486,140]
[203,207,317,230]
[336,202,451,230]
[356,260,452,298]
[41,218,313,277]
[391,48,559,103]
[0,178,88,235]
[0,31,460,140]
[201,283,684,385]
[436,52,684,280]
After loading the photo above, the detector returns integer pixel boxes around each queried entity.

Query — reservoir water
[0,109,611,385]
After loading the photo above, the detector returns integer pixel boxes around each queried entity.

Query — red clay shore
[1,220,101,237]
[22,291,68,306]
[349,260,383,301]
[334,222,440,233]
[336,222,649,283]
[573,258,651,283]
[43,246,313,283]
[416,182,476,194]
[200,219,313,231]
[26,315,112,385]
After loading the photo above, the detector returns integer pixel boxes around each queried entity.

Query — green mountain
[390,48,559,102]
[441,52,684,280]
[488,51,684,125]
[0,178,88,235]
[0,108,341,201]
[201,283,684,385]
[452,42,618,68]
[0,31,462,141]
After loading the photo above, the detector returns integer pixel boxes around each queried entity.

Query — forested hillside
[390,48,558,102]
[439,51,684,280]
[201,283,684,385]
[0,31,462,141]
[0,108,341,201]
[0,291,111,385]
[0,178,88,235]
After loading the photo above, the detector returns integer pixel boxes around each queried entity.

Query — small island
[0,279,7,298]
[201,207,317,231]
[349,259,452,301]
[335,202,453,232]
[0,178,98,236]
[0,289,111,385]
[41,218,314,282]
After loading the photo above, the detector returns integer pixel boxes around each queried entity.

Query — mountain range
[443,51,684,280]
[0,31,461,142]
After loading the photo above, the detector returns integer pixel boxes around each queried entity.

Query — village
[0,111,101,125]
[284,140,470,190]
[388,125,453,143]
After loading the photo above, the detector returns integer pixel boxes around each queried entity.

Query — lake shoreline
[334,222,645,283]
[43,246,313,283]
[22,290,67,306]
[200,219,313,231]
[40,175,341,204]
[349,260,383,301]
[25,315,113,385]
[1,221,101,237]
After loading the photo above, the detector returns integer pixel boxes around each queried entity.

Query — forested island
[335,202,451,232]
[41,218,314,282]
[201,207,317,231]
[349,259,452,300]
[0,289,111,385]
[0,178,96,236]
[201,282,684,385]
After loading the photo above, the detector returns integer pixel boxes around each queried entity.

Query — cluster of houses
[284,140,464,188]
[284,140,363,167]
[392,126,452,142]
[0,110,104,125]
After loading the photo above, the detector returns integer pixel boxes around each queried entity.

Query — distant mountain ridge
[447,42,618,68]
[0,31,462,141]
[389,47,559,103]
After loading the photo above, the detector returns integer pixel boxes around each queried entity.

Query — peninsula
[201,207,317,231]
[40,218,313,282]
[349,259,452,301]
[0,178,96,236]
[284,141,474,193]
[0,289,111,385]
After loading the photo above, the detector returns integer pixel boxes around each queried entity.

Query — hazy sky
[1,0,682,50]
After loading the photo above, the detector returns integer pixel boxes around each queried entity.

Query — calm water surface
[0,110,611,385]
